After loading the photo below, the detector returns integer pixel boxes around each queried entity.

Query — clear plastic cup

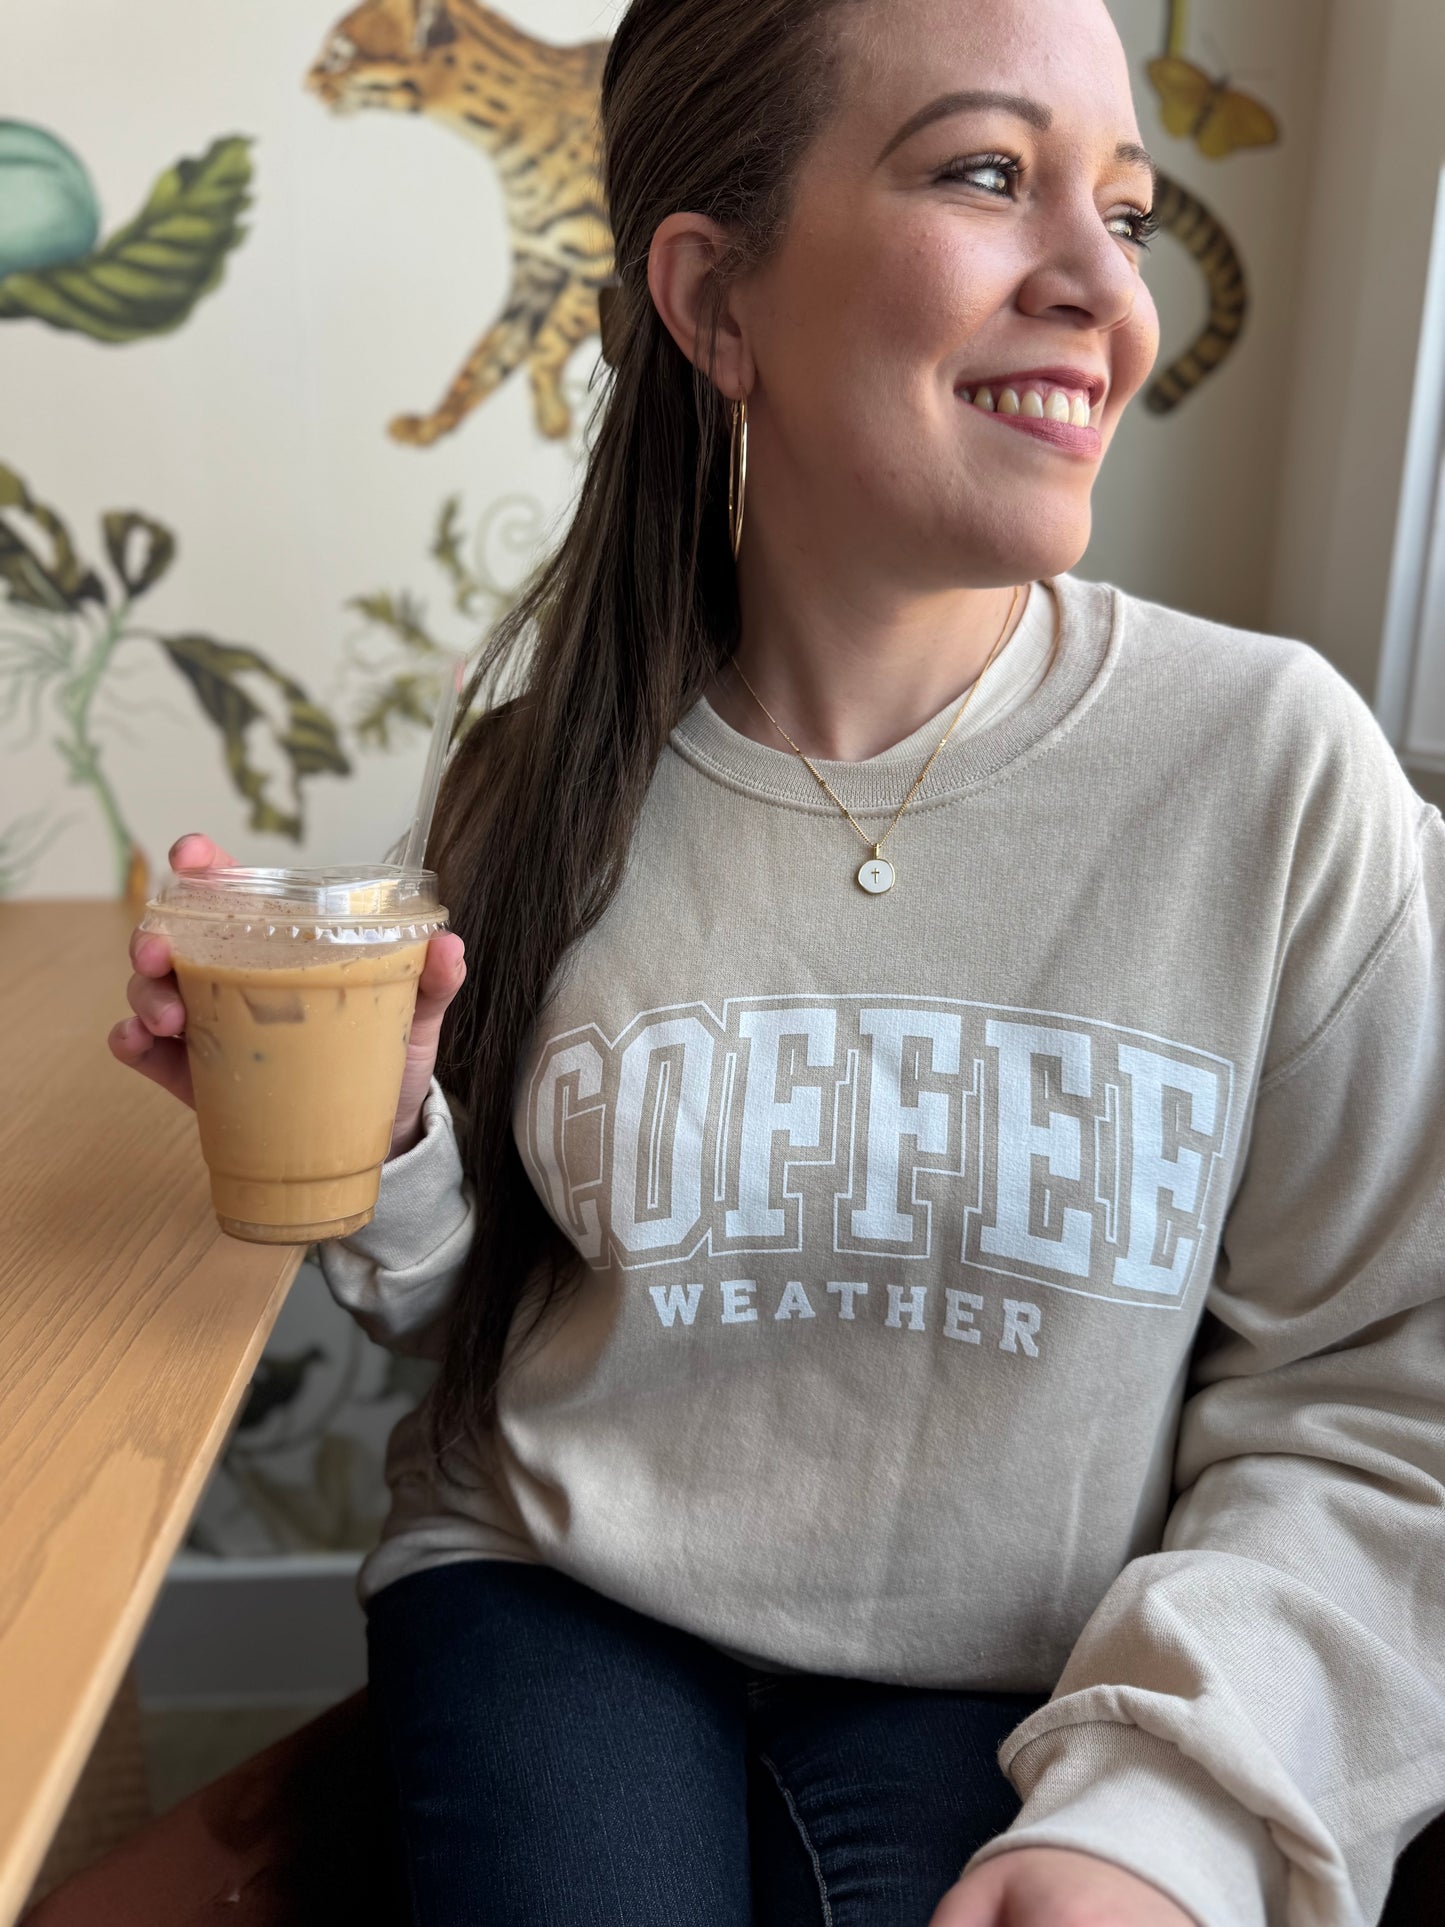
[139,866,449,1244]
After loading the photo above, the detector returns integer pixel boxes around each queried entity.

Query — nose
[1014,190,1143,335]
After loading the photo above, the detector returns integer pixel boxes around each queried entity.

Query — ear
[414,0,458,52]
[647,213,752,400]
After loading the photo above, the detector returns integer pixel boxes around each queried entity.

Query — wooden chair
[22,1682,1445,1924]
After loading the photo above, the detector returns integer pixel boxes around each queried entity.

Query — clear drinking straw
[384,652,466,870]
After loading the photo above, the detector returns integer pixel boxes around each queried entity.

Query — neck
[707,548,1029,764]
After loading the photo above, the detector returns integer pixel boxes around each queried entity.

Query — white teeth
[964,381,1102,426]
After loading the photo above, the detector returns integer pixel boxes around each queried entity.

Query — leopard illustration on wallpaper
[305,0,613,446]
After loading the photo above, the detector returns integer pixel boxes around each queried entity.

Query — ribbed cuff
[341,1075,468,1272]
[963,1720,1284,1927]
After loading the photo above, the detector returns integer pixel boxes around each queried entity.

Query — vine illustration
[0,808,75,898]
[0,460,351,895]
[336,489,547,753]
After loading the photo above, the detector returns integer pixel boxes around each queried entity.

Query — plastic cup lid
[145,864,446,925]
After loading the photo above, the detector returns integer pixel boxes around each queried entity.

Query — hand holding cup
[110,833,466,1170]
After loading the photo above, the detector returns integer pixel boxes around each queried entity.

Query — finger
[924,1864,1007,1927]
[125,971,188,1036]
[168,831,239,871]
[134,832,236,977]
[107,1016,196,1109]
[925,1888,994,1927]
[421,930,466,982]
[129,925,173,975]
[412,933,467,1019]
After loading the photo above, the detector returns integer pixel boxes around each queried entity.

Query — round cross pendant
[857,853,895,895]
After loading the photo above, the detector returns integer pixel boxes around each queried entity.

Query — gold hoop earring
[728,394,748,561]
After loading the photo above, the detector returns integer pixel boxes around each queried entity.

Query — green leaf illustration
[354,670,441,751]
[101,510,175,598]
[0,135,254,340]
[159,633,351,838]
[431,494,485,616]
[344,589,443,656]
[343,493,532,760]
[0,460,106,610]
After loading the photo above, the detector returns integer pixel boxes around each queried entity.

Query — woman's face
[722,0,1162,585]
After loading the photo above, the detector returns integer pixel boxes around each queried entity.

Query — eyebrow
[874,89,1160,197]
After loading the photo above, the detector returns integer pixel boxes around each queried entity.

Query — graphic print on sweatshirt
[521,995,1238,1344]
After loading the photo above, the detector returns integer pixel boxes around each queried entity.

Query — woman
[112,0,1445,1922]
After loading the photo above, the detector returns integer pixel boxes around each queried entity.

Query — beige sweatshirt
[316,570,1445,1927]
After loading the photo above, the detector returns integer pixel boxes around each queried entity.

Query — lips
[959,387,1104,457]
[979,407,1102,453]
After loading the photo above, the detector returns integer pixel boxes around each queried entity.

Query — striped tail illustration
[1145,168,1249,415]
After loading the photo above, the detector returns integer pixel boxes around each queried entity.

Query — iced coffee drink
[140,867,449,1243]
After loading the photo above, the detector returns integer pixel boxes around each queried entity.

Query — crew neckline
[668,570,1119,817]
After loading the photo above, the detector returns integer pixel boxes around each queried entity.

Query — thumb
[412,932,467,1025]
[926,1865,1007,1927]
[169,831,240,871]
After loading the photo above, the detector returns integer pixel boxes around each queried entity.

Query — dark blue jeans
[364,1557,1047,1926]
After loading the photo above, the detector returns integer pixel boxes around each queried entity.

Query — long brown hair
[424,0,864,1468]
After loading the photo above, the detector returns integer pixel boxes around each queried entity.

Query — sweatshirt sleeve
[964,801,1445,1927]
[312,1074,475,1361]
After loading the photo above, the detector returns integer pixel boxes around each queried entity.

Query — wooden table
[0,901,305,1924]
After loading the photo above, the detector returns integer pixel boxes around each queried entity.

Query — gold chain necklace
[728,585,1021,895]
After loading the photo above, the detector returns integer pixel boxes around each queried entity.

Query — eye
[1109,206,1160,251]
[935,153,1161,252]
[935,152,1025,196]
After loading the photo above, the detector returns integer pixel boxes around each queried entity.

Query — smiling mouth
[959,382,1103,430]
[957,385,1103,457]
